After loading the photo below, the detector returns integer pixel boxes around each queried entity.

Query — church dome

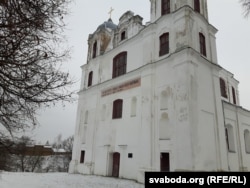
[97,18,117,30]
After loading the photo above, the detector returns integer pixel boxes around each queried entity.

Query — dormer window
[92,41,97,58]
[161,0,170,16]
[121,31,126,41]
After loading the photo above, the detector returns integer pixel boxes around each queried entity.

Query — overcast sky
[29,0,250,144]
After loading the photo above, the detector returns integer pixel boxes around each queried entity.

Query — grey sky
[30,0,250,144]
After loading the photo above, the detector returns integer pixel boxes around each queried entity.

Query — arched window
[159,33,169,56]
[112,52,127,78]
[194,0,200,13]
[225,124,236,152]
[92,41,97,58]
[161,0,170,15]
[88,71,93,87]
[199,32,206,56]
[232,87,237,104]
[244,130,250,154]
[112,99,123,119]
[220,78,228,98]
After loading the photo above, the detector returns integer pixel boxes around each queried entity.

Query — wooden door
[160,152,170,171]
[112,152,120,177]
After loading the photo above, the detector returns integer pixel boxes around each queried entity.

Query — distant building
[69,0,250,183]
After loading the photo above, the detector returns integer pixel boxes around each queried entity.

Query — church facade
[69,0,250,183]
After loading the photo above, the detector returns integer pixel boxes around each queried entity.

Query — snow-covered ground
[0,171,144,188]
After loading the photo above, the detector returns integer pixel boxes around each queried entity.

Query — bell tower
[149,0,217,64]
[150,0,208,23]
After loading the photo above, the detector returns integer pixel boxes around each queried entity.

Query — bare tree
[241,0,250,17]
[0,0,74,135]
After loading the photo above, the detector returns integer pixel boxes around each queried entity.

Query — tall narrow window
[199,32,206,56]
[121,31,126,41]
[220,78,228,98]
[159,33,169,56]
[88,71,93,87]
[194,0,200,13]
[112,99,123,119]
[80,150,85,163]
[113,52,127,78]
[244,130,250,154]
[92,41,97,58]
[232,87,237,104]
[161,0,170,15]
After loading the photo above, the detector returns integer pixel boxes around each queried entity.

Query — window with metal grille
[112,99,123,119]
[161,0,170,15]
[199,32,206,57]
[159,33,169,56]
[112,52,127,78]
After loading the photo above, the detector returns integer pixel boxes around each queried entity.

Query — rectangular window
[121,31,126,41]
[92,41,97,58]
[232,87,237,104]
[220,78,228,98]
[80,150,85,163]
[88,71,93,87]
[199,32,206,57]
[194,0,200,13]
[112,99,123,119]
[161,0,170,15]
[159,33,169,56]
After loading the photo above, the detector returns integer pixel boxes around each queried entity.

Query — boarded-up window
[159,33,169,56]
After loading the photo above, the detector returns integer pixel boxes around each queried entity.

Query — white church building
[69,0,250,183]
